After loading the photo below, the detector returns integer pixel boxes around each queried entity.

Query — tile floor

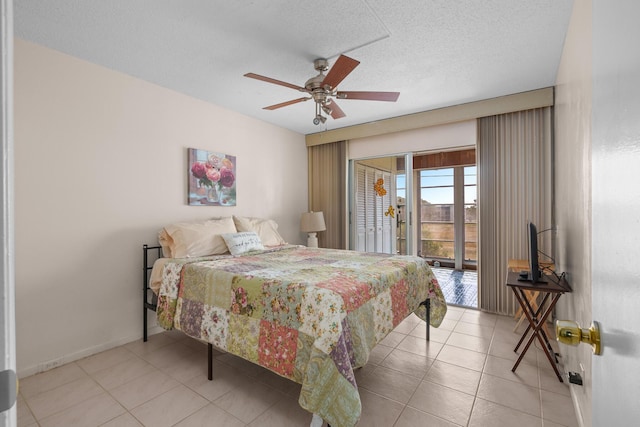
[16,307,579,427]
[432,268,478,308]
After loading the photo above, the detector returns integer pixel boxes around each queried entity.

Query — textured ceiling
[14,0,574,135]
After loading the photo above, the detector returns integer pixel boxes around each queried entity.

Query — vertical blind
[477,107,553,315]
[307,140,347,249]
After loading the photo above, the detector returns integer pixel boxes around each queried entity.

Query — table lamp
[300,211,326,248]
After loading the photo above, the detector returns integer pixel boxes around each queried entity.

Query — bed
[142,216,446,427]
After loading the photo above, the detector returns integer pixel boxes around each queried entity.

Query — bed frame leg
[426,298,431,341]
[143,312,148,342]
[419,298,431,341]
[208,343,213,381]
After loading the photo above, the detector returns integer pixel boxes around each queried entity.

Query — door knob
[555,320,602,355]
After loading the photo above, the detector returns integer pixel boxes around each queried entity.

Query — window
[419,166,477,266]
[420,168,455,259]
[464,166,477,263]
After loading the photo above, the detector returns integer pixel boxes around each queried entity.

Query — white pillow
[160,217,237,258]
[232,216,286,246]
[222,231,265,256]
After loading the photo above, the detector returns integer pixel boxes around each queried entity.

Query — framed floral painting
[188,148,236,206]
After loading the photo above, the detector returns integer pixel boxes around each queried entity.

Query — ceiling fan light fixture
[321,105,332,116]
[313,114,327,125]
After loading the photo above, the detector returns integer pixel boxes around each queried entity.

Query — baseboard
[555,344,586,427]
[570,387,586,427]
[17,326,165,378]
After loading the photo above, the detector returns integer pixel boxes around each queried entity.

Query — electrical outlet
[568,371,583,385]
[38,358,64,373]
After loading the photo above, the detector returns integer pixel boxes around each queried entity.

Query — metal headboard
[142,244,162,341]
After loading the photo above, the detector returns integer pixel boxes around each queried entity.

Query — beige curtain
[307,140,347,249]
[477,107,553,315]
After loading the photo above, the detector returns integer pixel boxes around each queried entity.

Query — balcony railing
[420,220,477,262]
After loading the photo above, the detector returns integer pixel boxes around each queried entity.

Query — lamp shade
[300,211,326,233]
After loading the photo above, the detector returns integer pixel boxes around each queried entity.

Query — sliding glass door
[393,154,414,255]
[350,151,476,267]
[418,165,476,269]
[463,166,478,267]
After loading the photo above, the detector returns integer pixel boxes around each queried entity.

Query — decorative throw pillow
[222,231,265,256]
[160,217,237,258]
[232,215,287,246]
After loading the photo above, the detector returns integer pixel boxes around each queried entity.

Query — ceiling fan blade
[327,100,346,119]
[322,55,360,89]
[244,73,306,92]
[336,91,400,102]
[263,97,310,110]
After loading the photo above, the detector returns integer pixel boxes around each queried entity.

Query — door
[592,3,640,424]
[351,155,410,255]
[354,163,377,252]
[374,169,393,253]
[0,0,16,424]
[353,162,395,254]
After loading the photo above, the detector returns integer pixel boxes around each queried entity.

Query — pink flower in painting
[191,151,236,205]
[191,162,207,179]
[219,167,235,188]
[206,168,220,183]
[191,154,236,187]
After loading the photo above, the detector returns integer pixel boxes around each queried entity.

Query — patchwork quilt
[156,245,446,427]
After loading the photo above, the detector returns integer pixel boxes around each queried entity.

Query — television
[519,221,547,283]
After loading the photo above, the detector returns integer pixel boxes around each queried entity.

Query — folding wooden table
[506,271,571,382]
[507,259,555,335]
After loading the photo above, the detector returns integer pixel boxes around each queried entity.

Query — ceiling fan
[244,54,400,125]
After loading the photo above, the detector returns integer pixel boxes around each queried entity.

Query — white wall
[553,1,593,425]
[348,120,476,159]
[14,39,307,376]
